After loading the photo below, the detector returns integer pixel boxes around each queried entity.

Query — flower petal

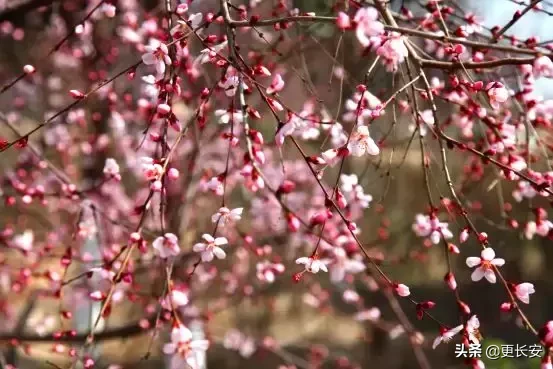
[466,257,481,268]
[481,247,495,261]
[471,267,485,282]
[213,247,226,259]
[432,336,443,349]
[163,343,177,354]
[142,53,156,65]
[202,234,215,243]
[484,269,496,283]
[192,243,206,252]
[214,237,228,246]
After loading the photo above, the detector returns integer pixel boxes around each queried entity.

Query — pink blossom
[514,282,535,304]
[223,329,257,358]
[466,248,505,283]
[211,207,243,226]
[320,148,340,167]
[140,157,164,181]
[432,325,463,349]
[336,12,351,30]
[353,7,384,47]
[102,3,116,18]
[330,247,366,282]
[219,76,240,97]
[12,230,33,252]
[103,158,121,179]
[192,234,228,262]
[347,126,380,156]
[460,228,469,243]
[295,257,329,274]
[197,41,228,64]
[266,73,285,94]
[275,121,296,146]
[214,109,243,124]
[395,283,410,297]
[534,56,553,78]
[486,82,509,109]
[256,261,285,283]
[524,220,553,240]
[354,307,381,322]
[153,233,180,259]
[540,321,553,347]
[142,39,171,76]
[161,288,189,310]
[163,325,209,369]
[432,315,479,349]
[412,214,453,244]
[376,33,408,72]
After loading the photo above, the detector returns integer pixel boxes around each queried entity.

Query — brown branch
[0,317,156,343]
[419,56,534,70]
[229,16,552,58]
[492,0,543,42]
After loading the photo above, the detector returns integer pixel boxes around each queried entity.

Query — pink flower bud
[89,291,105,301]
[254,65,271,76]
[395,283,410,297]
[130,232,141,242]
[287,214,300,232]
[458,300,471,315]
[336,12,351,30]
[167,168,180,180]
[151,180,163,191]
[84,357,95,369]
[247,106,261,120]
[157,103,171,116]
[278,180,296,194]
[460,228,469,243]
[445,272,457,290]
[500,302,513,312]
[175,3,188,15]
[336,191,347,209]
[538,320,553,346]
[448,243,460,254]
[310,212,327,226]
[23,64,35,74]
[472,81,484,91]
[69,90,85,99]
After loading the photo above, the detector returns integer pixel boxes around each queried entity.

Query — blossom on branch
[142,39,171,76]
[376,32,408,72]
[412,214,453,245]
[153,233,180,259]
[193,234,228,262]
[347,126,380,157]
[353,7,384,47]
[466,248,505,283]
[211,207,243,226]
[163,325,209,369]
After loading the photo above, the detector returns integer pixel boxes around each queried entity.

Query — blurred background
[1,0,553,368]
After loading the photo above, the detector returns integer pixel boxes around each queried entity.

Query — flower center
[480,260,492,270]
[154,48,165,59]
[177,341,191,357]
